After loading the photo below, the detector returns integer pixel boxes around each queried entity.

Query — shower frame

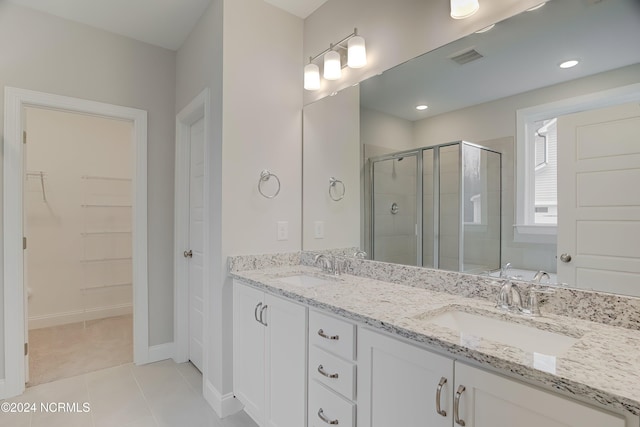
[369,140,502,271]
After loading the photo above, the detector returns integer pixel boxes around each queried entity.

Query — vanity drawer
[309,310,356,361]
[309,345,356,400]
[308,380,355,427]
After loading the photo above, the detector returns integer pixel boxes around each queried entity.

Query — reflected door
[557,102,640,293]
[371,154,419,266]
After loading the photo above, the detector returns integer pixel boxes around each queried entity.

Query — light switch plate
[314,221,324,239]
[277,221,288,241]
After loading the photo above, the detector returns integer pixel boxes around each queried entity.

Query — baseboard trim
[28,304,133,330]
[203,379,243,418]
[147,342,175,363]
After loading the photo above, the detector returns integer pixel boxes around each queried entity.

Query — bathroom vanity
[230,256,640,427]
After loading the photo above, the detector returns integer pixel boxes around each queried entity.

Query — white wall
[0,2,176,379]
[303,86,360,250]
[303,0,542,104]
[176,0,303,410]
[25,107,133,329]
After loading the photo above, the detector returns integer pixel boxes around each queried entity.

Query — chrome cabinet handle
[560,253,572,263]
[436,376,447,417]
[454,385,466,426]
[317,408,339,425]
[254,302,263,323]
[183,250,192,258]
[259,304,268,326]
[317,365,339,379]
[317,329,339,340]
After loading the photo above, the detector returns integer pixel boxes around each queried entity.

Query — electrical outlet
[314,221,324,239]
[277,221,288,241]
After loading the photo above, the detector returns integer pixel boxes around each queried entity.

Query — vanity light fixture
[303,28,367,91]
[416,105,429,110]
[559,59,579,69]
[451,0,479,19]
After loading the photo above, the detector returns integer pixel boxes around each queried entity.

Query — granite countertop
[230,265,640,417]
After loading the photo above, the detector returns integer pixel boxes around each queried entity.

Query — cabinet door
[264,293,308,427]
[358,328,454,427]
[454,363,626,427]
[233,283,266,424]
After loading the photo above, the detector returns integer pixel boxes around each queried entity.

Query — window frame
[515,83,640,244]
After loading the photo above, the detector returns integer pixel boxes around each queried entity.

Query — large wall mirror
[302,0,640,296]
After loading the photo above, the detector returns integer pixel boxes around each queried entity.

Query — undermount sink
[277,274,336,288]
[422,309,580,356]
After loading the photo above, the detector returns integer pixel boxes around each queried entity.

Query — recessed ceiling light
[475,24,495,34]
[416,105,429,111]
[559,60,579,69]
[527,2,546,11]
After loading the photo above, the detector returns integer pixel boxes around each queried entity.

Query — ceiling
[359,0,640,121]
[7,0,326,50]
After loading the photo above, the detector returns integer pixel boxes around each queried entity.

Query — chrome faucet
[532,270,550,283]
[314,254,345,276]
[496,281,524,312]
[499,262,512,278]
[314,254,331,273]
[353,250,367,259]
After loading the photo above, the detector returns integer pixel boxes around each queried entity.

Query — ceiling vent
[449,48,484,65]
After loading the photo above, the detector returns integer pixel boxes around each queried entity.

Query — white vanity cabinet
[357,328,454,427]
[233,281,308,427]
[358,327,629,427]
[453,362,626,427]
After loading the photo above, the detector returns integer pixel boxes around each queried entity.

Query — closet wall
[25,107,133,329]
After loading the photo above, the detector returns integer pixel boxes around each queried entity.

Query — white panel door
[357,328,453,427]
[233,283,266,424]
[188,117,205,371]
[264,293,307,427]
[454,362,625,427]
[557,103,640,294]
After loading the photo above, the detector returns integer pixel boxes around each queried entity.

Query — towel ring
[258,170,281,199]
[329,177,345,201]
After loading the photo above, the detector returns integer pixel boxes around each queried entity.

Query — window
[532,118,557,225]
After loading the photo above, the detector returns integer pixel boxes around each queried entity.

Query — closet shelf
[81,175,132,182]
[80,282,132,291]
[80,257,132,263]
[81,230,132,236]
[81,204,132,208]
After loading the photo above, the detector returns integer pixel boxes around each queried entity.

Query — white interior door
[557,102,640,294]
[22,124,29,383]
[188,117,205,371]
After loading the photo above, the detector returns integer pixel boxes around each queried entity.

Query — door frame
[2,87,149,399]
[174,88,210,366]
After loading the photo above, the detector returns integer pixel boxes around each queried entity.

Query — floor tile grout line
[175,362,201,395]
[128,363,161,427]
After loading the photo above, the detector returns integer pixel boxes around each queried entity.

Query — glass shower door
[371,153,419,266]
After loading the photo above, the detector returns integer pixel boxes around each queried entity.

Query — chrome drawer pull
[254,302,263,323]
[317,365,339,379]
[317,329,339,340]
[436,376,447,417]
[318,408,339,425]
[259,304,268,326]
[454,385,466,426]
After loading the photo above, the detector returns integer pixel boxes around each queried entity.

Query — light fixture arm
[308,28,359,64]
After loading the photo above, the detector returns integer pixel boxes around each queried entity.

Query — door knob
[184,250,193,258]
[559,253,572,263]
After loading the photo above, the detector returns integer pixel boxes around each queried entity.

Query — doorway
[24,106,134,386]
[2,87,149,399]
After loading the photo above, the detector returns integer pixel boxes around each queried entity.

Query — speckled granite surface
[230,264,640,417]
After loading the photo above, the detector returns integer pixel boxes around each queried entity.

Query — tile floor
[1,360,258,427]
[29,314,133,386]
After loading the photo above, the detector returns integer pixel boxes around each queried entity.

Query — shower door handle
[184,250,193,258]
